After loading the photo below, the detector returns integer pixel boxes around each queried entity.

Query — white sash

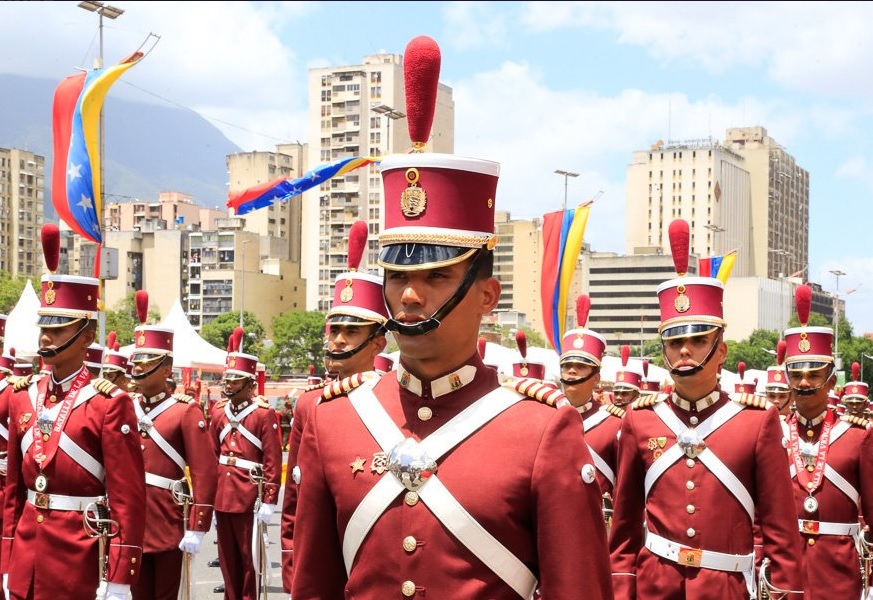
[341,380,537,600]
[220,402,261,449]
[789,421,859,505]
[582,408,610,432]
[134,397,186,472]
[648,401,753,520]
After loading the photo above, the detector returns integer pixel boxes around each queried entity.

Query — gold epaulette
[842,414,870,429]
[631,393,663,410]
[605,403,627,419]
[301,381,328,394]
[322,371,379,402]
[214,399,228,410]
[172,393,194,404]
[92,377,121,397]
[12,374,34,392]
[733,392,768,409]
[511,378,568,408]
[254,395,272,409]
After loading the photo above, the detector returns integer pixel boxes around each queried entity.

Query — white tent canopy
[121,297,227,371]
[3,280,41,360]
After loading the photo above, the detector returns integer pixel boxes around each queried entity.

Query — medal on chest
[36,409,54,438]
[677,426,706,459]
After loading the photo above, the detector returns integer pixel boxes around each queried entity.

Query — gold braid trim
[631,393,663,410]
[606,404,626,419]
[733,393,768,409]
[321,371,379,402]
[842,414,870,429]
[172,393,194,404]
[378,231,493,248]
[255,396,272,408]
[12,375,33,392]
[511,378,567,408]
[92,377,121,397]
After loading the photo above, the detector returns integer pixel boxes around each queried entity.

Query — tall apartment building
[304,52,455,311]
[104,192,223,233]
[626,126,809,280]
[226,144,306,263]
[0,148,44,277]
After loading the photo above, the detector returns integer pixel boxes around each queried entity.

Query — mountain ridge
[0,73,242,220]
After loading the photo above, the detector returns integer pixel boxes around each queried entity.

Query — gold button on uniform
[401,580,416,597]
[404,491,419,506]
[402,536,417,553]
[808,538,815,546]
[131,557,137,563]
[36,515,44,523]
[687,528,696,538]
[417,406,433,421]
[685,459,695,468]
[686,504,695,514]
[686,481,695,490]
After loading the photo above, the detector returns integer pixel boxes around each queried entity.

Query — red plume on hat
[668,219,690,276]
[621,344,630,367]
[795,284,812,327]
[737,361,746,380]
[231,327,244,353]
[852,361,861,381]
[41,224,60,273]
[642,359,650,378]
[776,339,787,366]
[106,331,117,352]
[516,331,528,360]
[347,220,368,271]
[309,364,315,377]
[113,342,120,352]
[477,337,487,360]
[135,290,149,325]
[575,294,591,328]
[404,35,441,151]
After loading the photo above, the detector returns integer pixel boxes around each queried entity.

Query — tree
[200,311,265,357]
[263,310,326,377]
[104,293,162,348]
[0,274,37,314]
[497,326,547,349]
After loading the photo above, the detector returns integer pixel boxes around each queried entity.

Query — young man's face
[324,323,386,379]
[38,320,95,369]
[383,258,499,366]
[560,361,600,408]
[788,365,835,416]
[661,330,726,395]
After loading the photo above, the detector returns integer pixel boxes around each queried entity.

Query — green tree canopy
[0,273,37,314]
[200,311,265,357]
[263,310,326,378]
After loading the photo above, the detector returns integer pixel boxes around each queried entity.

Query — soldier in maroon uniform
[766,340,792,419]
[280,218,389,594]
[210,334,281,600]
[100,339,132,394]
[126,291,218,600]
[0,317,13,548]
[291,35,612,600]
[609,219,804,598]
[783,285,873,599]
[1,224,145,600]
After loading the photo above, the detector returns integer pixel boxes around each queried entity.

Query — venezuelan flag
[540,202,592,353]
[698,250,737,284]
[52,52,144,243]
[228,156,381,215]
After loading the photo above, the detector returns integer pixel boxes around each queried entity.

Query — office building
[0,148,44,277]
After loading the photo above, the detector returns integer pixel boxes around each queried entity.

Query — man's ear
[480,277,501,314]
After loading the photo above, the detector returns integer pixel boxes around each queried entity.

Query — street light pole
[371,105,406,154]
[78,1,124,347]
[862,353,873,382]
[830,268,846,372]
[554,169,579,212]
[240,240,249,352]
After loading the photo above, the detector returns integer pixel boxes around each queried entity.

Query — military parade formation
[0,33,870,600]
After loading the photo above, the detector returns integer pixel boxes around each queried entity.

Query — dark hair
[473,248,494,279]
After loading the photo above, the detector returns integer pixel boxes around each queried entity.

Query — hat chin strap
[791,365,835,396]
[664,336,721,378]
[384,248,488,337]
[324,325,384,360]
[37,320,90,358]
[560,370,598,387]
[129,355,169,381]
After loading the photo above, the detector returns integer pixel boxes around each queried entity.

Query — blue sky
[1,1,871,333]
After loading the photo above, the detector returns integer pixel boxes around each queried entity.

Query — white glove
[178,530,205,554]
[256,503,277,525]
[3,573,8,600]
[104,582,131,600]
[865,587,873,600]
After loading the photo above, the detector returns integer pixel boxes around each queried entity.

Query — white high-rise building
[303,53,454,311]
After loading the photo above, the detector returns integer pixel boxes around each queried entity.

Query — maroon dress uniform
[210,350,281,600]
[279,386,320,592]
[1,274,146,599]
[608,220,803,599]
[579,400,624,499]
[0,317,13,554]
[782,308,873,600]
[292,359,612,599]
